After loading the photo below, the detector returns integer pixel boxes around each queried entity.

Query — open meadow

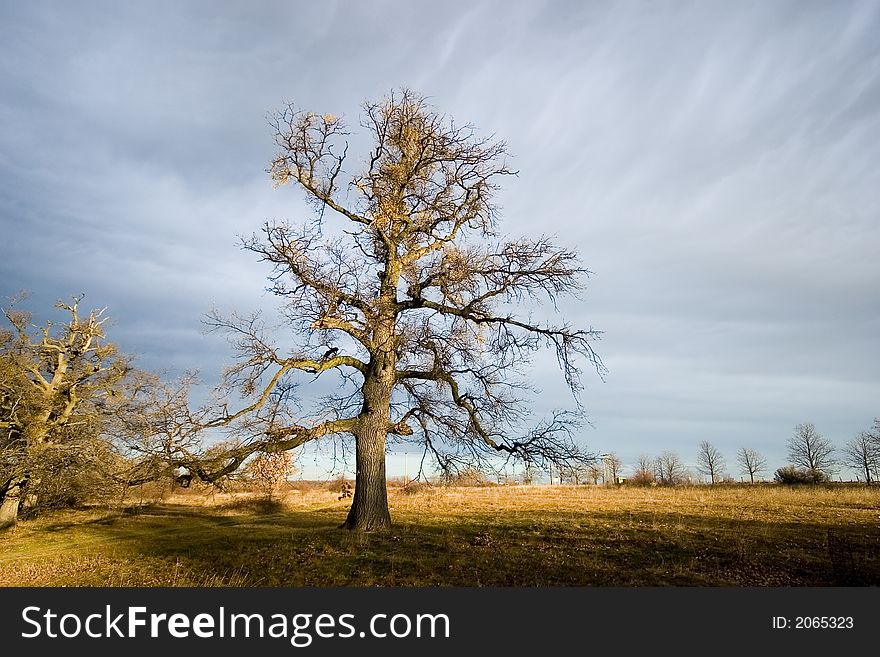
[1,483,878,587]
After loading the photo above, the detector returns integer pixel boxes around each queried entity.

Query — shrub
[217,497,285,515]
[774,465,830,485]
[17,447,131,518]
[443,466,491,486]
[626,470,656,486]
[398,481,434,496]
[286,479,326,494]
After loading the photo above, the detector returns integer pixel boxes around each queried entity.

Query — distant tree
[696,440,725,484]
[786,423,835,479]
[628,454,655,485]
[866,418,880,471]
[110,371,206,485]
[587,463,603,485]
[194,89,603,530]
[1,296,134,529]
[558,460,592,485]
[842,431,879,484]
[655,451,687,485]
[736,447,767,484]
[635,453,653,475]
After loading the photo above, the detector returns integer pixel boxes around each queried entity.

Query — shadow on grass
[6,502,878,587]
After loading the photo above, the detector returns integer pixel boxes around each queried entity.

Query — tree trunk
[0,479,25,531]
[341,423,391,531]
[341,350,394,531]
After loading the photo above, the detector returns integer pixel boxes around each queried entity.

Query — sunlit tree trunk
[343,421,391,531]
[0,478,25,530]
[342,317,395,531]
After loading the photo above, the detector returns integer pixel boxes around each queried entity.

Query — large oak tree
[195,90,604,530]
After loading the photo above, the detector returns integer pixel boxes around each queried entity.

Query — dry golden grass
[1,483,878,586]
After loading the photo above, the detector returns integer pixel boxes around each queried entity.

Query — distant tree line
[619,420,879,487]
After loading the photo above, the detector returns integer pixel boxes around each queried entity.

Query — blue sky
[1,1,878,480]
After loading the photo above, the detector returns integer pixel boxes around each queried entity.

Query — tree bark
[0,479,25,531]
[341,336,394,531]
[341,421,392,531]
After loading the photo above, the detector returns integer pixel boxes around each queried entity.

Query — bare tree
[655,451,687,486]
[842,431,878,484]
[786,422,835,479]
[696,440,726,484]
[520,462,537,485]
[190,90,603,530]
[629,453,655,485]
[557,460,592,485]
[867,418,880,472]
[736,447,767,484]
[1,295,134,529]
[108,370,254,488]
[587,463,603,485]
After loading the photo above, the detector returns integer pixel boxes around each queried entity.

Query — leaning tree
[198,90,603,530]
[0,296,133,529]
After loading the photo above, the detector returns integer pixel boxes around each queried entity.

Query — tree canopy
[1,295,134,528]
[185,89,605,529]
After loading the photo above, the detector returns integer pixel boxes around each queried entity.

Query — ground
[1,483,878,586]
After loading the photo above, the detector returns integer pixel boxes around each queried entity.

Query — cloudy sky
[2,0,878,480]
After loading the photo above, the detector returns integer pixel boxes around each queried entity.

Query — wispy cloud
[2,0,878,477]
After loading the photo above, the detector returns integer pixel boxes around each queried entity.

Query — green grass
[1,484,878,586]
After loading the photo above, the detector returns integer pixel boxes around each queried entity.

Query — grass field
[1,483,878,586]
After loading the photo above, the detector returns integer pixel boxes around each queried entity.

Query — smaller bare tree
[629,454,656,485]
[655,451,687,486]
[696,440,726,484]
[787,422,836,479]
[842,432,878,484]
[736,447,767,484]
[557,460,591,485]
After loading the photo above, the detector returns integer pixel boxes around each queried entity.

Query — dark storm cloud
[1,0,878,477]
